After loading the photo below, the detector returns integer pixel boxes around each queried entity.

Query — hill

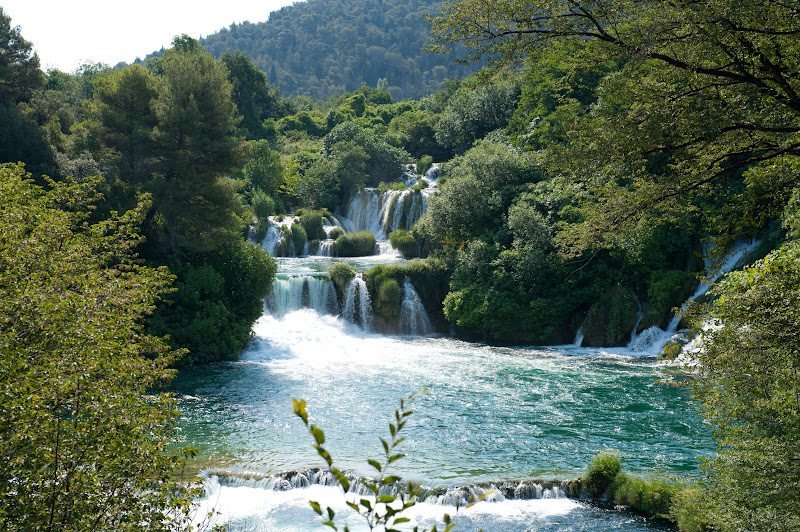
[199,0,476,100]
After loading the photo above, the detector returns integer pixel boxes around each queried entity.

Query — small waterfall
[399,277,433,335]
[268,276,338,317]
[206,469,568,503]
[342,275,372,330]
[260,223,283,255]
[572,327,584,347]
[627,238,761,353]
[317,240,336,257]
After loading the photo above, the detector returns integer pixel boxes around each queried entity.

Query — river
[174,247,713,530]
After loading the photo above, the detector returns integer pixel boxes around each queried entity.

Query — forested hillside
[198,0,476,99]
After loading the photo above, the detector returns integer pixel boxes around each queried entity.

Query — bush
[328,226,346,240]
[376,278,403,320]
[299,209,327,240]
[252,189,275,219]
[329,262,356,296]
[389,229,419,258]
[661,341,682,360]
[335,231,376,257]
[416,155,433,175]
[670,487,712,531]
[613,473,679,519]
[291,223,308,255]
[412,178,428,193]
[378,181,407,194]
[585,452,622,497]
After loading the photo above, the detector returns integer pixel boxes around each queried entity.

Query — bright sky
[1,0,299,72]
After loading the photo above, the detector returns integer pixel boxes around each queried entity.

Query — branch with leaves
[292,394,454,532]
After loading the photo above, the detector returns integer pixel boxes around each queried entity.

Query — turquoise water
[175,256,713,530]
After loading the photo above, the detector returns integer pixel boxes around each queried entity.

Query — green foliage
[278,110,327,137]
[243,139,284,195]
[434,81,520,154]
[387,111,446,160]
[335,231,376,257]
[612,473,679,520]
[0,7,44,104]
[292,394,454,531]
[0,165,198,529]
[150,239,276,364]
[585,452,622,498]
[375,278,403,321]
[200,0,475,100]
[291,223,309,255]
[691,233,800,529]
[329,261,356,296]
[328,226,346,240]
[416,155,434,175]
[389,229,419,258]
[221,51,284,138]
[299,209,328,241]
[252,189,276,219]
[581,285,638,347]
[323,122,409,188]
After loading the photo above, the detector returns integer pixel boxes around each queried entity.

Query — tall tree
[0,7,43,104]
[148,36,245,257]
[221,51,280,139]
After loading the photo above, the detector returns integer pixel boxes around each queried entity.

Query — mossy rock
[329,262,356,298]
[582,284,638,347]
[335,231,376,257]
[374,279,402,321]
[328,226,345,240]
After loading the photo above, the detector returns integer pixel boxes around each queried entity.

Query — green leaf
[309,501,322,515]
[310,424,325,445]
[377,494,396,504]
[394,517,411,524]
[368,459,383,472]
[388,453,405,464]
[292,398,308,424]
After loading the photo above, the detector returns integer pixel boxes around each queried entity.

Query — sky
[2,0,299,72]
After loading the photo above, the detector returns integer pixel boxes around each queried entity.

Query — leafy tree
[91,65,158,185]
[690,199,800,529]
[148,37,244,257]
[243,139,284,195]
[221,51,283,138]
[0,164,197,530]
[0,7,44,103]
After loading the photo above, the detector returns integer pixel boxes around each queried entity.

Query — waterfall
[399,277,433,335]
[627,238,761,353]
[268,276,338,317]
[342,188,429,239]
[317,240,335,257]
[342,275,372,330]
[572,327,584,347]
[260,223,283,256]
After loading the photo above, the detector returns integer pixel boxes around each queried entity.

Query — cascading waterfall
[343,188,429,239]
[399,277,433,335]
[627,238,761,353]
[268,276,338,317]
[317,240,336,256]
[342,275,372,330]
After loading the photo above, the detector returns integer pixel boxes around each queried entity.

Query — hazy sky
[2,0,299,72]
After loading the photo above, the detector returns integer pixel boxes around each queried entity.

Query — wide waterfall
[342,275,372,330]
[342,188,430,239]
[399,277,433,335]
[268,276,339,317]
[627,238,761,352]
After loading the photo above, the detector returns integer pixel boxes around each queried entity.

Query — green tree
[0,7,44,104]
[0,164,197,530]
[221,51,281,138]
[91,65,159,185]
[148,37,244,257]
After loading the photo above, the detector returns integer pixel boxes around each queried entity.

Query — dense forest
[195,0,477,100]
[1,0,798,530]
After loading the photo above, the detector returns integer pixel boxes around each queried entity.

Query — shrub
[586,451,622,497]
[378,181,407,194]
[670,487,712,531]
[291,223,308,255]
[661,341,682,360]
[328,226,346,240]
[389,229,419,258]
[375,278,403,320]
[299,209,327,240]
[251,189,276,219]
[613,473,679,519]
[329,262,356,297]
[335,231,376,257]
[416,155,433,175]
[412,179,428,193]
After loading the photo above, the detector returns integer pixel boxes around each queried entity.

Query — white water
[342,275,372,331]
[268,276,339,318]
[627,238,760,353]
[399,277,433,335]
